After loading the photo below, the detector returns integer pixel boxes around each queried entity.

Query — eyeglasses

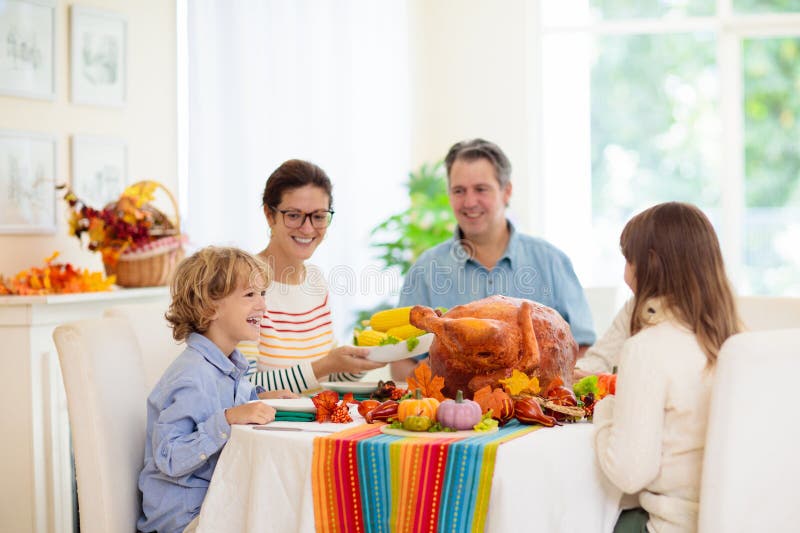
[270,207,335,229]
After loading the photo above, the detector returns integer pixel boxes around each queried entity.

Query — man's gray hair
[444,138,512,187]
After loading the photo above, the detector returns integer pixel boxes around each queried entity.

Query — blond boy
[138,247,290,533]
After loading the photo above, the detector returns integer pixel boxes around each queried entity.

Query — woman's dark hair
[261,159,333,209]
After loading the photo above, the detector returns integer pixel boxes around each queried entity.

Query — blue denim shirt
[399,222,596,346]
[138,333,257,533]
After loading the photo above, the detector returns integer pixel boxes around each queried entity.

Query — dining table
[196,413,622,533]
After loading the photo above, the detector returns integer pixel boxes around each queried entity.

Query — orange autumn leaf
[0,253,116,295]
[342,392,357,405]
[406,361,446,401]
[473,385,514,422]
[311,390,340,422]
[473,385,494,415]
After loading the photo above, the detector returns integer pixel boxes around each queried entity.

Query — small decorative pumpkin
[397,389,440,422]
[436,390,483,430]
[474,386,515,425]
[597,373,617,398]
[402,415,433,432]
[490,389,515,424]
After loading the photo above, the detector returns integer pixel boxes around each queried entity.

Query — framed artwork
[0,0,57,100]
[71,135,127,208]
[0,130,57,234]
[70,6,126,107]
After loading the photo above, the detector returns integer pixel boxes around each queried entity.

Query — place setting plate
[259,397,316,413]
[365,333,434,363]
[320,381,381,394]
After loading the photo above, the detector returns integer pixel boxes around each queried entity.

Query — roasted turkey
[410,295,578,399]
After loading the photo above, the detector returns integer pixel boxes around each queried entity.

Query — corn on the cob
[369,306,412,332]
[356,329,388,346]
[385,324,425,340]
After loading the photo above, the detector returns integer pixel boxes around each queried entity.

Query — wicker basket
[104,181,185,288]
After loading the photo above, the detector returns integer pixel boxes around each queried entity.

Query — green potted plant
[369,161,456,274]
[354,162,456,331]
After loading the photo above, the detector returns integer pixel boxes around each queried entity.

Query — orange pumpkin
[597,373,617,398]
[397,389,440,422]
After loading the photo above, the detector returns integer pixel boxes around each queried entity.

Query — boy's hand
[225,402,276,425]
[257,389,300,399]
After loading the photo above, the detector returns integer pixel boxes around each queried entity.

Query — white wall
[408,0,541,234]
[0,0,177,277]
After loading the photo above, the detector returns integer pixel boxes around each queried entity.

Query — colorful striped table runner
[311,421,540,533]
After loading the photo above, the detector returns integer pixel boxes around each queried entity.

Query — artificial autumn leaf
[312,390,340,422]
[60,181,180,267]
[472,385,515,422]
[499,369,541,396]
[473,385,494,415]
[342,392,357,405]
[0,253,115,295]
[123,181,158,207]
[406,361,446,401]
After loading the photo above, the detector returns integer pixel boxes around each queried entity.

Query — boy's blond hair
[166,246,270,341]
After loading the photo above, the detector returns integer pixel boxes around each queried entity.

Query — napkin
[274,411,316,422]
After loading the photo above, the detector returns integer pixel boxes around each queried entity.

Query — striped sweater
[240,264,363,393]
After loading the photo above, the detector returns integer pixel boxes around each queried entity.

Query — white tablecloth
[197,421,621,533]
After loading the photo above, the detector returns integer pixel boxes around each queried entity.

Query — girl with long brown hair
[593,202,742,533]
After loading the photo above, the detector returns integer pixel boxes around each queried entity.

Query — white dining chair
[53,317,149,533]
[737,296,800,331]
[104,301,183,389]
[698,328,800,532]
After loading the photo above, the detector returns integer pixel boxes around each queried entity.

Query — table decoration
[311,420,540,533]
[0,251,114,295]
[312,391,358,423]
[60,180,185,287]
[369,380,408,401]
[260,398,316,413]
[274,411,316,422]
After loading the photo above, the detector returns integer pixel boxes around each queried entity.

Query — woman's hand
[257,389,300,400]
[391,357,422,382]
[312,345,386,378]
[225,402,276,425]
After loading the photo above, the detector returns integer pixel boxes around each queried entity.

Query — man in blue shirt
[391,139,595,380]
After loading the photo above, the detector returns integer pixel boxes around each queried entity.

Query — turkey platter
[410,295,578,399]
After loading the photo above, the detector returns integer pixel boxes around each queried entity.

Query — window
[539,0,800,296]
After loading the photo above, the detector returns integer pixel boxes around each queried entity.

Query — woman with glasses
[242,159,385,394]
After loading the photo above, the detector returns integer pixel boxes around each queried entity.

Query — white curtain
[184,1,411,337]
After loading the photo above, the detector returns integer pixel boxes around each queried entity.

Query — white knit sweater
[575,298,633,374]
[593,307,713,533]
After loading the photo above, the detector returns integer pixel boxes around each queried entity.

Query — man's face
[448,157,512,242]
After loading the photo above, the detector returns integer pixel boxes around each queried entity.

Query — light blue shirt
[399,222,596,346]
[138,333,257,533]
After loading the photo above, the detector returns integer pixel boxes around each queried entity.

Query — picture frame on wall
[71,135,127,208]
[70,6,126,107]
[0,130,57,234]
[0,0,57,100]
